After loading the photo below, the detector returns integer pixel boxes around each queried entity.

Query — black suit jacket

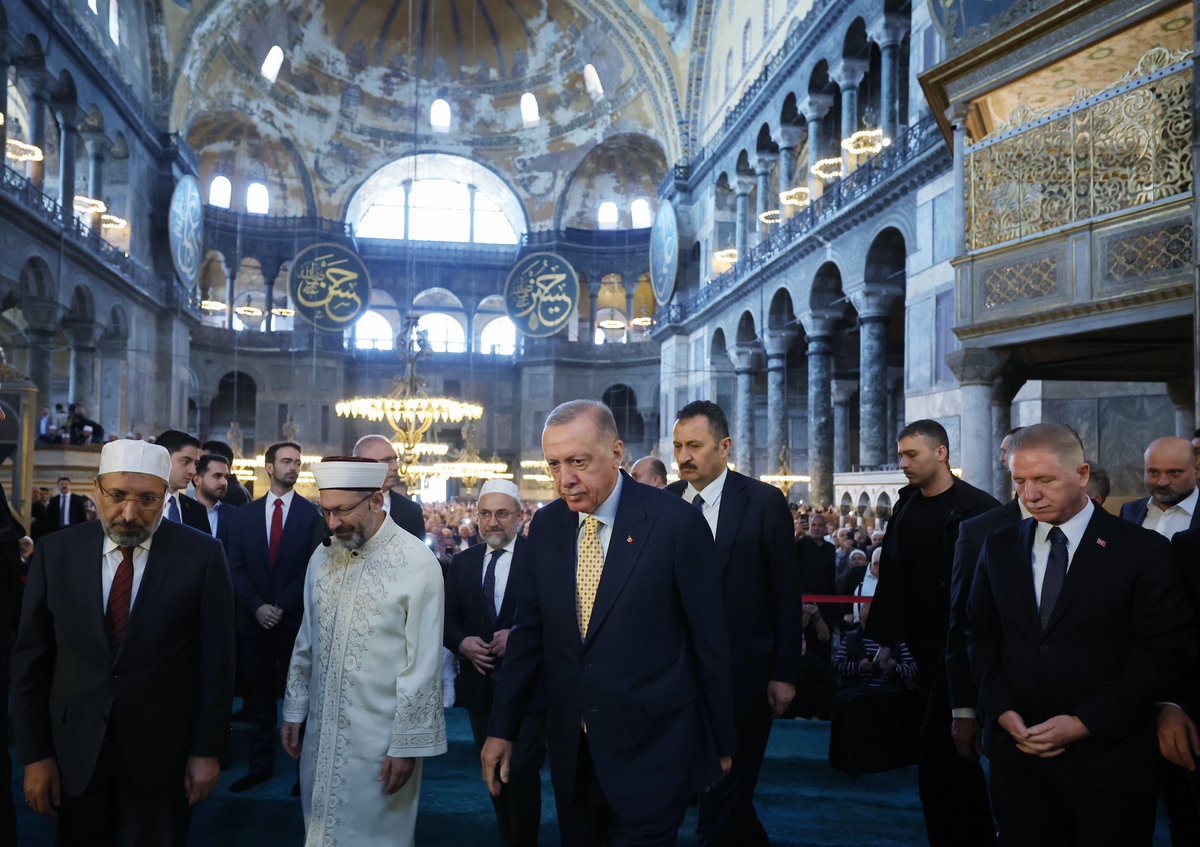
[1171,527,1200,715]
[39,492,88,536]
[489,474,735,820]
[173,492,211,535]
[666,472,800,718]
[1119,495,1200,534]
[967,508,1193,791]
[389,490,426,540]
[11,519,235,796]
[868,478,1000,655]
[946,498,1024,711]
[445,536,530,713]
[227,494,325,635]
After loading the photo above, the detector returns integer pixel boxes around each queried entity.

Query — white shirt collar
[102,530,155,556]
[487,536,518,557]
[1033,497,1094,551]
[270,489,296,508]
[686,467,728,506]
[579,472,624,529]
[1149,487,1198,517]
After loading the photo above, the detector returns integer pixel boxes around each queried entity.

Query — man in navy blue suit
[665,400,798,847]
[967,423,1192,846]
[482,400,735,847]
[227,441,325,793]
[192,453,236,553]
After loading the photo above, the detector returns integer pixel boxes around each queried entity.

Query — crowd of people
[3,400,1200,847]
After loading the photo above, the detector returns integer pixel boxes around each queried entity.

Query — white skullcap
[99,439,171,482]
[312,457,387,491]
[478,479,521,504]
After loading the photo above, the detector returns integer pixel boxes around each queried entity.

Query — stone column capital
[799,310,839,342]
[832,378,857,404]
[831,59,869,90]
[1167,376,1195,409]
[763,328,797,360]
[729,342,762,372]
[869,14,909,48]
[82,133,109,159]
[734,174,757,195]
[847,288,900,321]
[776,125,806,149]
[946,347,1009,386]
[54,102,79,129]
[946,101,971,127]
[23,297,62,330]
[801,94,834,123]
[754,155,776,177]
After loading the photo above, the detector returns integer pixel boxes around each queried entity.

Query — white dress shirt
[101,534,154,611]
[482,537,517,616]
[206,502,221,536]
[1142,487,1198,540]
[577,473,624,561]
[1031,498,1094,607]
[265,489,296,539]
[59,493,71,527]
[685,468,727,538]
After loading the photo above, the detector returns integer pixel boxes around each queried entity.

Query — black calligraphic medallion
[504,252,579,338]
[649,201,679,305]
[288,242,372,332]
[168,175,203,289]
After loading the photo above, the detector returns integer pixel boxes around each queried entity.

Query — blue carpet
[13,707,1173,845]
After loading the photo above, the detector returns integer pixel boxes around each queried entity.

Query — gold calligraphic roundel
[168,175,203,289]
[288,242,372,332]
[504,251,580,339]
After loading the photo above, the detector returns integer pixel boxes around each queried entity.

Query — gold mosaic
[1104,221,1193,282]
[982,254,1058,310]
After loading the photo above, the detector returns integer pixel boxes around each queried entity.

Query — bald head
[1143,436,1198,509]
[631,456,668,488]
[353,434,400,492]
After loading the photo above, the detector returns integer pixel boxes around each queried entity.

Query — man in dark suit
[665,400,798,847]
[354,433,426,539]
[446,479,545,847]
[867,419,999,847]
[946,495,1027,762]
[227,440,324,792]
[202,440,252,507]
[156,430,211,534]
[482,400,735,847]
[795,512,836,664]
[0,401,26,843]
[1163,527,1200,824]
[13,439,234,844]
[38,477,88,537]
[192,454,236,553]
[968,423,1192,846]
[1120,436,1199,537]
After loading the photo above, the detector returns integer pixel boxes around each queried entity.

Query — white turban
[479,479,521,504]
[312,457,387,491]
[99,439,171,482]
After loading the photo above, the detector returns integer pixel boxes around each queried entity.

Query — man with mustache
[867,419,999,846]
[192,453,235,553]
[227,441,325,793]
[282,457,447,846]
[13,439,234,844]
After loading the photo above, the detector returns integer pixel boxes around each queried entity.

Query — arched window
[763,0,772,38]
[630,198,652,229]
[742,20,751,69]
[245,182,270,214]
[724,49,733,95]
[430,98,451,131]
[597,201,619,229]
[108,0,120,44]
[520,92,540,126]
[583,64,604,100]
[351,310,395,351]
[480,316,517,355]
[209,175,232,209]
[261,46,284,83]
[414,312,466,353]
[354,186,405,239]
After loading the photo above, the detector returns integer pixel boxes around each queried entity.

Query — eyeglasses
[477,510,517,522]
[320,492,375,520]
[96,480,164,510]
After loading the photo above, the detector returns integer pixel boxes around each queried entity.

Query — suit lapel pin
[626,535,633,544]
[1096,538,1107,548]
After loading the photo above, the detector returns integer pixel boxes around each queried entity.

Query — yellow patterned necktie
[576,516,604,638]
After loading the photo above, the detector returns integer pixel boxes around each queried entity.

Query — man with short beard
[192,454,235,552]
[282,457,446,846]
[226,441,325,793]
[13,439,234,844]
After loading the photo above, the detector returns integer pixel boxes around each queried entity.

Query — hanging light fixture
[100,213,128,229]
[758,209,782,225]
[201,299,228,312]
[73,195,107,216]
[428,422,512,492]
[779,187,810,208]
[810,157,844,180]
[713,248,738,264]
[5,139,44,162]
[841,128,890,156]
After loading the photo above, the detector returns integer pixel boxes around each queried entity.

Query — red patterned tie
[268,498,283,569]
[106,547,134,646]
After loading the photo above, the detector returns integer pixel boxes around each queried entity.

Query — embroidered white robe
[284,518,448,846]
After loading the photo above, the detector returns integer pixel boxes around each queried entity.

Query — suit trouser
[914,652,997,847]
[989,757,1155,847]
[697,699,773,847]
[0,649,15,845]
[1160,758,1200,845]
[56,735,190,847]
[468,708,546,847]
[555,731,687,847]
[240,625,298,775]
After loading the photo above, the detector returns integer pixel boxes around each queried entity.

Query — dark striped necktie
[106,547,135,647]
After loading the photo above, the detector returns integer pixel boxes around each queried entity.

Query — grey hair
[1008,423,1085,466]
[352,434,393,454]
[544,400,620,444]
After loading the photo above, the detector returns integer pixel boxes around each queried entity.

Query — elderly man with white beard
[282,456,447,847]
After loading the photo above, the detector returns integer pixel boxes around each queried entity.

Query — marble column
[946,348,1009,494]
[870,15,908,141]
[803,314,837,507]
[850,291,897,469]
[777,125,805,219]
[56,104,79,219]
[764,329,796,475]
[832,379,855,472]
[84,135,106,234]
[832,60,867,173]
[27,86,49,188]
[990,376,1024,501]
[950,103,970,255]
[25,326,56,404]
[1167,378,1196,439]
[69,344,97,413]
[802,94,832,201]
[755,156,774,241]
[588,287,599,337]
[98,342,127,438]
[730,343,761,477]
[734,175,755,261]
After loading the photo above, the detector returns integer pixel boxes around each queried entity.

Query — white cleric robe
[284,517,448,846]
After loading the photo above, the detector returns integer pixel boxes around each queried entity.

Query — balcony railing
[667,115,943,323]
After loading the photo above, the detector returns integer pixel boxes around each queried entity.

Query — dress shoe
[230,772,271,793]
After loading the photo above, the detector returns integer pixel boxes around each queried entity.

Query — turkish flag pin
[1096,538,1107,548]
[626,535,633,544]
